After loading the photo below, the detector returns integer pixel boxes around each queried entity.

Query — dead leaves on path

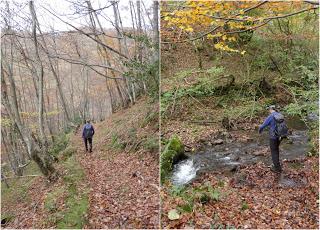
[78,151,159,229]
[161,157,319,229]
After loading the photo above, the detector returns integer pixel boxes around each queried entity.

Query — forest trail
[1,98,159,229]
[70,100,159,229]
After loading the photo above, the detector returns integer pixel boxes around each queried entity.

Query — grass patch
[44,187,65,212]
[110,133,126,150]
[141,109,158,128]
[1,162,40,206]
[241,201,249,211]
[49,132,71,157]
[142,136,159,153]
[42,155,89,229]
[1,162,40,226]
[168,182,223,214]
[59,146,77,161]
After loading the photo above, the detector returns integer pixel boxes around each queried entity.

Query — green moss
[62,156,85,184]
[56,193,88,229]
[42,155,88,228]
[1,162,39,205]
[161,135,184,183]
[44,187,65,212]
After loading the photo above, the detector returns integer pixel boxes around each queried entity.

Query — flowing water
[171,117,309,186]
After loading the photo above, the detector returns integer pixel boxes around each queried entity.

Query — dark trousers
[269,138,281,170]
[84,137,93,152]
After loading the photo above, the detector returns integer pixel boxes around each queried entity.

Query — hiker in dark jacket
[82,120,95,153]
[258,105,284,173]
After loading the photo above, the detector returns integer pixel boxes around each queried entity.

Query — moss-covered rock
[161,135,185,183]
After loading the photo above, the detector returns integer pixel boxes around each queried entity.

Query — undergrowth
[43,151,89,229]
[168,182,223,214]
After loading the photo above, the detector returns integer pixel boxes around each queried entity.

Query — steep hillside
[1,97,159,229]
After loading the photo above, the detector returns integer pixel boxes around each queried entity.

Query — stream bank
[171,117,310,186]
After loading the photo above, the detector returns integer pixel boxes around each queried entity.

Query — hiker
[82,120,95,153]
[258,105,288,173]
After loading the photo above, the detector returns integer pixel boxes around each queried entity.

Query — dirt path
[72,132,160,229]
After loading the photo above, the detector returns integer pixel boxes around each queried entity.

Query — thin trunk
[29,1,56,180]
[129,1,137,58]
[86,0,126,108]
[136,0,143,63]
[29,1,48,149]
[153,1,159,61]
[38,28,73,126]
[112,1,122,53]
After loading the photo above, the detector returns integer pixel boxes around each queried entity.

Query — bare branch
[40,5,129,59]
[304,0,319,5]
[207,6,319,22]
[48,54,124,79]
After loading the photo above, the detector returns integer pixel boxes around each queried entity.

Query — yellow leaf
[185,27,194,32]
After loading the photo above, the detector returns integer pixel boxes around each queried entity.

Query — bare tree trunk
[29,1,56,180]
[129,1,138,58]
[36,24,73,127]
[2,66,56,180]
[136,0,143,63]
[153,1,159,62]
[86,0,126,108]
[29,1,48,149]
[112,1,122,53]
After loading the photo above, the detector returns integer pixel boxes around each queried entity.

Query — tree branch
[206,6,318,22]
[47,54,125,79]
[161,1,269,44]
[162,2,319,43]
[40,5,129,59]
[304,0,319,5]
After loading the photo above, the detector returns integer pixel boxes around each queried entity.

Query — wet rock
[161,135,186,182]
[307,112,318,121]
[226,139,233,144]
[222,117,235,130]
[217,130,232,139]
[199,138,207,143]
[213,139,224,145]
[286,138,294,144]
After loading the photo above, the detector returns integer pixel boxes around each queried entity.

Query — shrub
[60,146,77,161]
[143,137,159,153]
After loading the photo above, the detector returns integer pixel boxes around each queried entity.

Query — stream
[172,117,310,186]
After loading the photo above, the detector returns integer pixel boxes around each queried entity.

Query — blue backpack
[84,124,94,138]
[273,113,288,138]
